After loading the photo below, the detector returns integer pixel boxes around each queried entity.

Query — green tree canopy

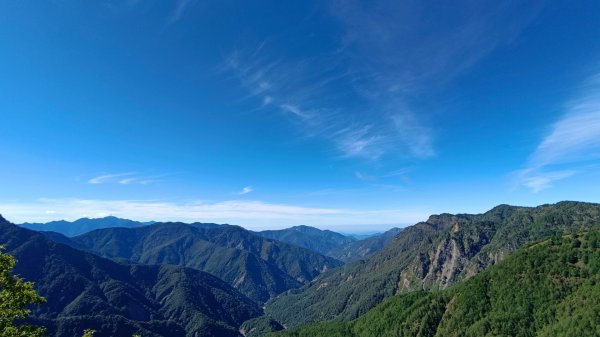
[0,246,45,337]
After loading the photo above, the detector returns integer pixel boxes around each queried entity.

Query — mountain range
[264,201,600,328]
[255,225,356,257]
[22,218,403,263]
[3,201,600,337]
[326,227,403,262]
[0,215,261,337]
[20,216,154,237]
[66,222,343,304]
[255,225,403,263]
[274,230,600,336]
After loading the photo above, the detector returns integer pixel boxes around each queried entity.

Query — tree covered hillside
[266,201,600,327]
[274,230,600,337]
[0,215,262,337]
[256,225,356,257]
[71,222,343,303]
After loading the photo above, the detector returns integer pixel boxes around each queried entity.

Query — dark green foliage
[0,218,261,337]
[274,231,600,337]
[0,245,45,337]
[256,226,356,256]
[71,223,343,303]
[266,201,600,328]
[20,216,151,237]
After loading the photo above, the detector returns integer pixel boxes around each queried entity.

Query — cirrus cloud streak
[516,72,600,192]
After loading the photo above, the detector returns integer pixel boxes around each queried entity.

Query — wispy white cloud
[223,45,433,160]
[382,167,411,178]
[0,198,431,230]
[334,125,384,159]
[280,104,312,119]
[118,177,140,185]
[166,0,197,24]
[89,173,164,185]
[119,177,157,185]
[89,173,135,185]
[262,95,274,106]
[237,186,253,195]
[222,1,539,161]
[331,0,542,90]
[355,171,376,181]
[516,72,600,191]
[391,112,434,158]
[518,169,576,193]
[531,84,600,168]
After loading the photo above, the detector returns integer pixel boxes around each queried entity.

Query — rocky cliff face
[397,201,600,293]
[266,201,600,328]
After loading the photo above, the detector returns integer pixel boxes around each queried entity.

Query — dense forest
[2,201,600,337]
[272,231,600,337]
[266,202,600,328]
[0,217,262,337]
[70,222,342,303]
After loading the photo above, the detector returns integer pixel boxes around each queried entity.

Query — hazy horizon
[9,212,409,232]
[5,199,593,232]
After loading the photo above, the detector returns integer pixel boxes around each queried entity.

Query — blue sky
[1,0,600,230]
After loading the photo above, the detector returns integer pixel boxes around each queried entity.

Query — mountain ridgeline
[273,230,600,337]
[69,222,343,303]
[20,216,154,237]
[256,225,404,263]
[326,227,403,262]
[0,216,261,337]
[3,201,600,337]
[265,201,600,328]
[256,225,356,257]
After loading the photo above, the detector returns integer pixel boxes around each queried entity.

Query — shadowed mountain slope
[0,215,262,337]
[71,222,343,303]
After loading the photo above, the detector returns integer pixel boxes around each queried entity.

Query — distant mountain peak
[19,216,149,237]
[290,225,322,232]
[76,215,124,221]
[291,225,312,229]
[256,225,356,257]
[99,215,119,219]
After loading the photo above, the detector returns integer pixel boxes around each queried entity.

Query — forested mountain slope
[266,201,600,328]
[256,225,356,256]
[274,230,600,337]
[0,215,261,337]
[71,222,343,303]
